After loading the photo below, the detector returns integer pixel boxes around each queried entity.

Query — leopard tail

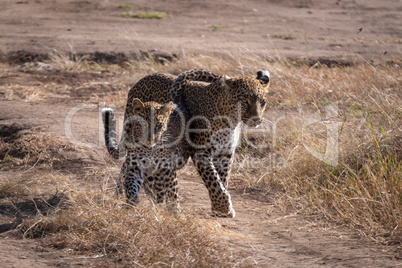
[102,108,122,159]
[171,69,221,101]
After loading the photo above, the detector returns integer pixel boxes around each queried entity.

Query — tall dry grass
[20,189,236,267]
[0,128,75,169]
[4,172,239,267]
[226,58,401,246]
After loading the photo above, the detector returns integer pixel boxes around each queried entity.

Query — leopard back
[173,69,270,128]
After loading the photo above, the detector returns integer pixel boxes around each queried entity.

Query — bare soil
[0,0,401,267]
[0,0,401,64]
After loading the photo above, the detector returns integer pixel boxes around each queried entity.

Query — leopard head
[222,69,270,127]
[125,98,175,148]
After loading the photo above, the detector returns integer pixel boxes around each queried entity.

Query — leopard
[103,98,175,159]
[171,69,270,217]
[102,98,189,206]
[102,70,219,206]
[102,68,270,217]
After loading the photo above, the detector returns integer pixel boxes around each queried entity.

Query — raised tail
[171,69,221,101]
[102,108,122,159]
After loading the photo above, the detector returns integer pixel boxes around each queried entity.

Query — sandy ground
[0,0,401,63]
[0,0,401,267]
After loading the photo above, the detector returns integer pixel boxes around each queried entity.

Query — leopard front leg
[163,170,179,210]
[212,153,233,189]
[192,152,235,217]
[123,158,144,205]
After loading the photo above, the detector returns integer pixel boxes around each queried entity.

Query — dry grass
[227,58,402,246]
[0,84,67,102]
[0,176,31,198]
[1,171,238,266]
[0,128,75,169]
[245,133,402,244]
[20,189,236,267]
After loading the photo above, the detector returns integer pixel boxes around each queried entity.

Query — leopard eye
[154,122,163,132]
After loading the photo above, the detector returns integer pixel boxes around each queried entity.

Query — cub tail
[102,108,121,159]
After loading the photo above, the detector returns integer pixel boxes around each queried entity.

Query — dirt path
[1,97,399,267]
[1,0,401,63]
[182,178,398,267]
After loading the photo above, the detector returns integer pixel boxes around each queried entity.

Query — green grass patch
[272,33,296,40]
[122,11,168,19]
[118,3,132,9]
[211,24,226,31]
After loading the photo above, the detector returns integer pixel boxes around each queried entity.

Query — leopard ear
[222,75,235,89]
[256,69,270,87]
[161,101,176,114]
[132,98,145,114]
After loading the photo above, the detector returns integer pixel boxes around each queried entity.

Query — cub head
[125,98,175,148]
[222,69,270,127]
